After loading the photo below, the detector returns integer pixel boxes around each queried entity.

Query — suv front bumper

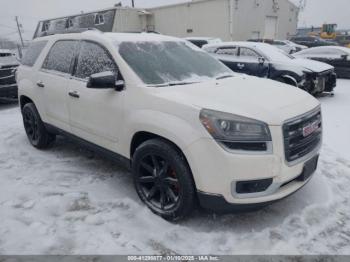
[184,125,321,208]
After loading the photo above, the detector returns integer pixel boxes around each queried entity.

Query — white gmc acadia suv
[17,31,322,220]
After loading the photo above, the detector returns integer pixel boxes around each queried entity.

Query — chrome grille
[283,108,322,163]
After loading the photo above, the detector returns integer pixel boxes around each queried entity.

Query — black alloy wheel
[22,103,56,149]
[132,139,196,221]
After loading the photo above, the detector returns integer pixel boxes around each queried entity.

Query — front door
[237,47,269,77]
[68,40,124,151]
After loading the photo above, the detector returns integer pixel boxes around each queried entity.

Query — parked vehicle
[248,39,307,54]
[335,35,350,48]
[289,36,338,48]
[203,42,336,95]
[0,49,19,100]
[294,46,350,79]
[18,31,322,220]
[185,37,222,48]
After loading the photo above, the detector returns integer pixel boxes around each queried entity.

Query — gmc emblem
[302,121,319,137]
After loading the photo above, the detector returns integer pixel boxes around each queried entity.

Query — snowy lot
[0,80,350,255]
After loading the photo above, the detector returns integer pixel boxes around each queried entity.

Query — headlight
[199,109,272,152]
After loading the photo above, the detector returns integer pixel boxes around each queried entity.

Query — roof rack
[37,28,101,38]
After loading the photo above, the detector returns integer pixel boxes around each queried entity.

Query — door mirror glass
[87,71,124,91]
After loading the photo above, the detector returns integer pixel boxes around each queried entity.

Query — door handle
[237,63,245,69]
[36,81,45,88]
[68,91,80,98]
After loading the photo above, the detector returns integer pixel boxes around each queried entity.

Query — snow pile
[0,81,350,255]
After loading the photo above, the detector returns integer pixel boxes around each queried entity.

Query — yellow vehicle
[320,24,337,39]
[309,24,337,40]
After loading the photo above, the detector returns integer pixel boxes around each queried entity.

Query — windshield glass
[256,44,295,62]
[117,41,233,86]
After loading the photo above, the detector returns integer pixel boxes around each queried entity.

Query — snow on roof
[204,41,272,49]
[34,31,184,44]
[104,32,183,43]
[0,49,12,54]
[185,37,218,41]
[305,46,350,54]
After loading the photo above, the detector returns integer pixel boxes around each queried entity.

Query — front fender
[121,109,205,158]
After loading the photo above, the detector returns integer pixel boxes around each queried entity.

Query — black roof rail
[36,28,101,38]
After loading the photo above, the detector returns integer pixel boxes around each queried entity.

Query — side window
[273,41,285,46]
[239,47,259,59]
[21,40,48,67]
[42,40,77,74]
[74,41,117,79]
[216,47,238,56]
[94,14,105,25]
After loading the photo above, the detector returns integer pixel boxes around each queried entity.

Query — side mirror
[87,71,125,91]
[341,54,348,60]
[258,57,265,65]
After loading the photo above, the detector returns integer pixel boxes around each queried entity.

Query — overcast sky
[0,0,349,42]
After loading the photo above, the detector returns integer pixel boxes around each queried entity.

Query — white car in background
[276,40,308,53]
[17,31,322,220]
[185,37,222,48]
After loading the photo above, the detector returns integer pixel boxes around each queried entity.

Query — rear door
[37,40,78,131]
[67,40,124,150]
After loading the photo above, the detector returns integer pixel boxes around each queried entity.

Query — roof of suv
[34,31,183,44]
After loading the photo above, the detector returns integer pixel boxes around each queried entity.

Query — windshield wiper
[216,75,234,80]
[147,81,200,87]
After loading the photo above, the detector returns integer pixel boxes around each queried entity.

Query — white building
[35,0,299,41]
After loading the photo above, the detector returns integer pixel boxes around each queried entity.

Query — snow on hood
[290,58,334,73]
[0,56,19,67]
[154,75,320,126]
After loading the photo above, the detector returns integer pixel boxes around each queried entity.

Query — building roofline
[37,6,142,23]
[148,0,220,10]
[148,0,299,10]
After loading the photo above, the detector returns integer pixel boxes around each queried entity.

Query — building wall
[149,0,231,40]
[148,0,298,41]
[112,8,143,32]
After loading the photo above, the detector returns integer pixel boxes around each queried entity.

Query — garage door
[264,16,278,39]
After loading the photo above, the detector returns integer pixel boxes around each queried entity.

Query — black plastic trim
[44,123,131,170]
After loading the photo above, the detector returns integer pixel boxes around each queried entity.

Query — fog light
[236,179,273,194]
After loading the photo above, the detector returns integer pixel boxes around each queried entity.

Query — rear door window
[216,47,238,56]
[42,40,78,74]
[21,40,48,67]
[239,47,260,59]
[74,41,117,80]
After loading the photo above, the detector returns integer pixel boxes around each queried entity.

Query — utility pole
[131,0,135,7]
[15,16,24,47]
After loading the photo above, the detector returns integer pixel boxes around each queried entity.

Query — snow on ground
[0,80,350,255]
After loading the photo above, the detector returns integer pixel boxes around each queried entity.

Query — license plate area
[298,155,319,182]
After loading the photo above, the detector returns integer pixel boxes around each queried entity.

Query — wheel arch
[19,95,34,111]
[130,131,198,190]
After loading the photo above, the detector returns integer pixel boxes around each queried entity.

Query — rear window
[42,40,78,74]
[21,40,48,67]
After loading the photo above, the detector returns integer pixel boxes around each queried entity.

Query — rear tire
[132,139,196,221]
[22,103,56,149]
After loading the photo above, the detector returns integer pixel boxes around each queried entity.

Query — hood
[153,75,319,126]
[290,58,333,73]
[0,57,19,68]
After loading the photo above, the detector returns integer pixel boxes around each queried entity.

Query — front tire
[132,139,196,221]
[22,103,56,149]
